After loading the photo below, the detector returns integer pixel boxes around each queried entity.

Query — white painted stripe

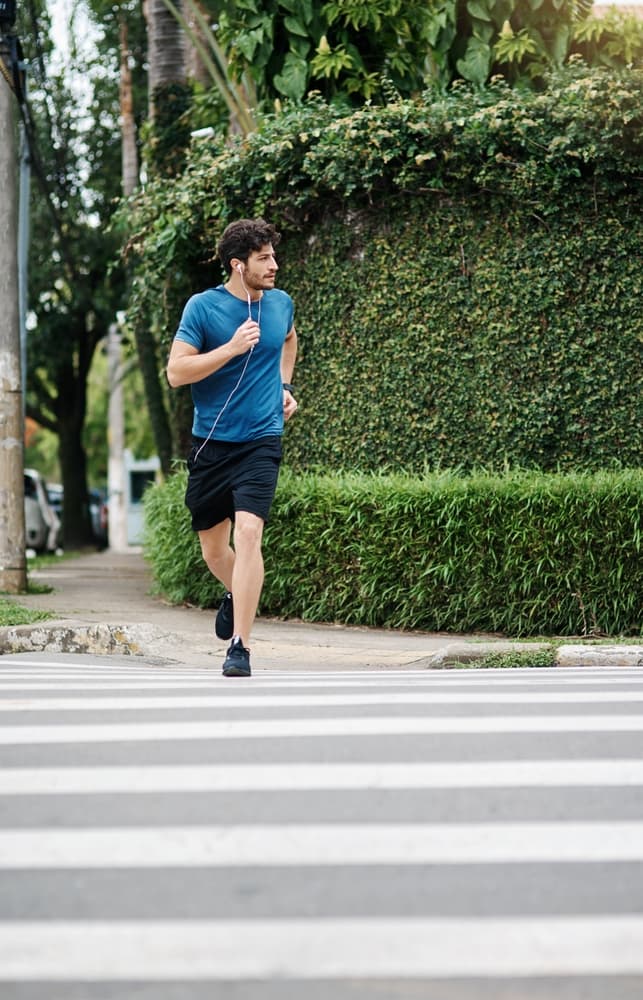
[0,822,642,867]
[0,676,643,703]
[0,666,449,677]
[3,658,642,671]
[0,661,551,672]
[0,659,210,670]
[2,663,642,679]
[2,690,643,711]
[2,669,642,683]
[0,662,191,672]
[0,682,229,690]
[276,671,643,680]
[1,714,643,744]
[2,675,643,692]
[2,917,643,978]
[0,670,213,680]
[1,759,642,795]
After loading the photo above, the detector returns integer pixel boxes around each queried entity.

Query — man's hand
[230,318,261,355]
[283,388,298,421]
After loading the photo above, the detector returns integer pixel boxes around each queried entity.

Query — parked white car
[24,468,61,553]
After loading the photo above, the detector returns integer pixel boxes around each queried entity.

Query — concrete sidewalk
[1,550,641,670]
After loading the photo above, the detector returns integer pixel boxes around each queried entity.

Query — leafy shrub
[125,64,642,473]
[144,467,642,637]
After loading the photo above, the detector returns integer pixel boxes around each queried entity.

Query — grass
[0,550,80,623]
[0,600,54,628]
[463,646,557,669]
[26,549,81,570]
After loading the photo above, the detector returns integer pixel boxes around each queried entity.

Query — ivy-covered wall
[278,192,641,472]
[125,64,642,473]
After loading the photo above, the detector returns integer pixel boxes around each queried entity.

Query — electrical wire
[191,285,261,465]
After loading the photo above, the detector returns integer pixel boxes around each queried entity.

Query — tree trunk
[185,0,213,88]
[146,0,187,119]
[119,14,139,198]
[137,0,189,474]
[52,325,98,551]
[169,383,194,460]
[133,319,174,477]
[58,418,94,550]
[109,16,140,550]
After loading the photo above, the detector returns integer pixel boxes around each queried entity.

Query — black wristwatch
[282,383,295,394]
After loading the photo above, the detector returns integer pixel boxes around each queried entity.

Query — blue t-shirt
[174,285,294,442]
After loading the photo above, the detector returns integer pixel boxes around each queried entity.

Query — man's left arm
[281,324,298,421]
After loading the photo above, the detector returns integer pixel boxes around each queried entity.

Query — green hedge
[144,467,642,637]
[126,64,643,473]
[279,199,642,472]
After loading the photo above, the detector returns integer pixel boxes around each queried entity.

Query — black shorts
[185,435,283,532]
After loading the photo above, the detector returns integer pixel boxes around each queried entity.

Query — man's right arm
[166,319,262,388]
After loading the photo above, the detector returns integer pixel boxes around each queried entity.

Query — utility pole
[0,4,27,593]
[107,321,128,551]
[106,18,140,552]
[17,55,28,414]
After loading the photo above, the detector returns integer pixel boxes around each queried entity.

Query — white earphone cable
[191,269,261,466]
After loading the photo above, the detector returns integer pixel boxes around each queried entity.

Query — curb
[420,641,552,668]
[429,642,643,669]
[0,622,175,660]
[555,644,643,667]
[0,622,641,669]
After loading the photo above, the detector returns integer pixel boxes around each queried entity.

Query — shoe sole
[222,666,251,677]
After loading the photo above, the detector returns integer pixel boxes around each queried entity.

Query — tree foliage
[572,6,643,70]
[216,0,437,103]
[205,0,641,102]
[16,0,128,547]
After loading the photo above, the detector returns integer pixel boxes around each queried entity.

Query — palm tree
[146,0,187,117]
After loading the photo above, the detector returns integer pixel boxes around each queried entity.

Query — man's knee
[198,521,232,566]
[234,512,264,552]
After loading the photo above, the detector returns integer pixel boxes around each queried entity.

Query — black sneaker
[222,637,251,677]
[215,592,234,640]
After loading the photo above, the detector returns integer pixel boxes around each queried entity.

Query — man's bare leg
[231,511,265,647]
[198,519,235,590]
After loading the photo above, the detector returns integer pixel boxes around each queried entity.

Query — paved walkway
[1,550,640,671]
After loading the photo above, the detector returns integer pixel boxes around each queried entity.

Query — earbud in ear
[236,264,243,273]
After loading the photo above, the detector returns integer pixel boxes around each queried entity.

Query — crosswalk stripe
[2,663,642,679]
[3,689,643,711]
[3,676,643,693]
[1,822,642,867]
[1,917,643,978]
[1,758,641,794]
[0,670,643,695]
[0,682,227,690]
[1,713,643,744]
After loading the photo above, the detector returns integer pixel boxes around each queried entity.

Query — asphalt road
[1,654,643,999]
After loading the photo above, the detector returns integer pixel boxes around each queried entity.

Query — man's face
[243,243,278,290]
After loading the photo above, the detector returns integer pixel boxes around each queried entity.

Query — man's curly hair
[217,218,281,275]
